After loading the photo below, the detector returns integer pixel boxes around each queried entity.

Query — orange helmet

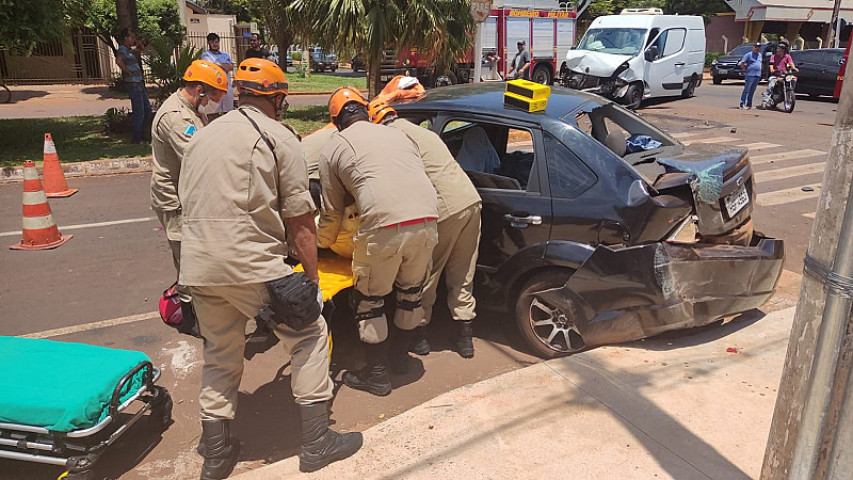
[368,100,396,124]
[233,58,288,96]
[183,60,228,92]
[328,86,368,122]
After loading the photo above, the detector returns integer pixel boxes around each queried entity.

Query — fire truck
[379,0,577,87]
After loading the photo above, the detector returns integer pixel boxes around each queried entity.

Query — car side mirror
[645,46,658,61]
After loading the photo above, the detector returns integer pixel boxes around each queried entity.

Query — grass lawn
[0,107,330,167]
[287,72,366,93]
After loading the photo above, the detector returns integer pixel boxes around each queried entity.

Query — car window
[662,28,686,57]
[729,44,752,56]
[544,133,596,199]
[650,30,668,59]
[440,119,540,192]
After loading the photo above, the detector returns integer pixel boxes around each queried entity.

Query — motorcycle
[760,69,797,113]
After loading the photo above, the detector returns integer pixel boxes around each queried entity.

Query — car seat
[604,130,627,157]
[456,126,501,173]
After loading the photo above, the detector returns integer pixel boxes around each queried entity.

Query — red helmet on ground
[159,284,182,327]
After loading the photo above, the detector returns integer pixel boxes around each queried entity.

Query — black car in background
[391,84,784,358]
[711,43,775,84]
[351,53,365,73]
[791,48,845,97]
[310,50,339,73]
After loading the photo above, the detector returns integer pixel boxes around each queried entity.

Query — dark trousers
[127,82,152,142]
[740,75,760,107]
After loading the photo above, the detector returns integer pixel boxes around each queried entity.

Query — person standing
[179,59,362,479]
[369,102,482,359]
[245,33,271,59]
[738,43,763,110]
[115,29,152,143]
[317,87,438,397]
[150,60,227,327]
[507,40,531,80]
[201,33,235,114]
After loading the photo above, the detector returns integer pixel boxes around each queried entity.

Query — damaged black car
[393,83,784,358]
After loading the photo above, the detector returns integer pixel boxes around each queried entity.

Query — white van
[561,14,705,109]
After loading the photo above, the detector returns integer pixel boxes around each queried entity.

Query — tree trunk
[273,32,293,73]
[367,56,382,99]
[760,51,853,480]
[116,0,138,34]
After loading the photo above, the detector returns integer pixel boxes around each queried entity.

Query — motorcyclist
[760,43,798,107]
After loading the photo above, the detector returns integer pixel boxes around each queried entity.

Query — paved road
[0,80,835,479]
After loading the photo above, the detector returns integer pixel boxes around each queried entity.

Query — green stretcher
[0,337,172,480]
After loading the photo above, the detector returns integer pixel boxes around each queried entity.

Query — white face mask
[198,97,220,115]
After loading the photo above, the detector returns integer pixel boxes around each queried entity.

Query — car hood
[714,54,743,65]
[565,50,633,77]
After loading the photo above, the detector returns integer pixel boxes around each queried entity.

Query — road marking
[757,183,821,207]
[803,212,816,219]
[750,149,826,165]
[754,162,826,183]
[0,216,155,238]
[671,130,708,140]
[740,142,779,150]
[684,136,740,145]
[19,311,159,339]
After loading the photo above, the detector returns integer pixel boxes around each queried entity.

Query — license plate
[717,69,728,75]
[724,184,749,217]
[380,75,388,81]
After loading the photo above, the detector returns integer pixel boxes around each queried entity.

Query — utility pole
[827,0,842,49]
[760,47,853,479]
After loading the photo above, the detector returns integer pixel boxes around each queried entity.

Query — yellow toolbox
[503,91,548,112]
[506,79,551,101]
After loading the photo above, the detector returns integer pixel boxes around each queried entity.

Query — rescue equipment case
[504,79,550,112]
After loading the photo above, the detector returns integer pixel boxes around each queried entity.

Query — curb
[0,157,153,183]
[287,89,368,96]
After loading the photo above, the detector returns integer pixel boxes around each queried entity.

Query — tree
[0,0,87,53]
[255,0,299,72]
[82,0,183,55]
[665,0,730,23]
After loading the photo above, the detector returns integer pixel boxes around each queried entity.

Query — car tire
[531,65,552,85]
[682,75,697,98]
[624,83,643,110]
[514,270,585,359]
[330,67,337,72]
[712,75,723,85]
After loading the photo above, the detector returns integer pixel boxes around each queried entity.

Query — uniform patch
[184,125,197,136]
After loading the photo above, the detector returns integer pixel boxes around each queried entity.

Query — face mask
[274,96,288,121]
[198,96,220,115]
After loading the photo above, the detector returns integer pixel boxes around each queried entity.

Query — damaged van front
[562,29,646,107]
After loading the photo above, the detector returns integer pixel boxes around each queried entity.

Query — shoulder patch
[184,125,197,136]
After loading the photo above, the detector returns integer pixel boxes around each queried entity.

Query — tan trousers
[422,204,481,325]
[352,220,438,343]
[156,209,191,303]
[191,283,334,420]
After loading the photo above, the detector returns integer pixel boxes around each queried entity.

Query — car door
[820,50,844,95]
[645,28,688,97]
[792,50,818,94]
[435,115,552,272]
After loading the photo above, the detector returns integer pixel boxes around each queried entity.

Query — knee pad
[395,285,423,311]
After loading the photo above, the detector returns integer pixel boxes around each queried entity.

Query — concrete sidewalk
[236,306,795,480]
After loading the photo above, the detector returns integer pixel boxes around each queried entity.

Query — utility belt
[257,272,322,331]
[381,217,436,229]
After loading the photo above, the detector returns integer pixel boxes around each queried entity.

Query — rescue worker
[151,59,227,325]
[179,59,362,479]
[317,86,438,396]
[369,102,482,358]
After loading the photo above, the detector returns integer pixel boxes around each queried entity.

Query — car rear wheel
[682,76,697,98]
[514,270,585,359]
[712,75,723,85]
[531,65,552,85]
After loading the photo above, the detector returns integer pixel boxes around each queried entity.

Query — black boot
[455,320,474,359]
[299,401,363,473]
[389,328,415,374]
[410,326,431,356]
[198,419,240,480]
[343,342,392,396]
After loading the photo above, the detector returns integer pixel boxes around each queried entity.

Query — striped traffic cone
[42,133,78,198]
[10,161,73,251]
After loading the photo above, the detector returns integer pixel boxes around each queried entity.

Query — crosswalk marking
[739,142,779,150]
[754,162,826,183]
[670,130,707,140]
[757,183,821,207]
[684,136,741,145]
[750,149,826,165]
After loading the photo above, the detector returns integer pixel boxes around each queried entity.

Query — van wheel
[712,75,723,85]
[531,65,552,85]
[514,270,585,359]
[682,76,697,98]
[624,84,643,110]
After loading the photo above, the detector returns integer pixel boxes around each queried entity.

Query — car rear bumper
[535,234,784,349]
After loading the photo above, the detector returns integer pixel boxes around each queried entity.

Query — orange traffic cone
[10,161,73,251]
[42,133,78,198]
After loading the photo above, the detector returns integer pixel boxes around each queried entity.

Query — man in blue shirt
[116,29,152,143]
[738,43,763,109]
[201,33,235,114]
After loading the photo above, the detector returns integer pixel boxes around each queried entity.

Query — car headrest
[605,130,627,157]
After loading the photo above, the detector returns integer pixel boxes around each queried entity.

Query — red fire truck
[835,35,851,99]
[379,1,577,87]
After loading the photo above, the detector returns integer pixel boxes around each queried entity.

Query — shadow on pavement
[5,89,49,103]
[80,86,128,100]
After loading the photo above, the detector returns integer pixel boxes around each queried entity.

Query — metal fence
[187,32,254,65]
[0,32,115,85]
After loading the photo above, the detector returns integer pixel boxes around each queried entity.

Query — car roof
[393,83,604,123]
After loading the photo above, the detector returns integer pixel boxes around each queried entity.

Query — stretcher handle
[109,361,154,418]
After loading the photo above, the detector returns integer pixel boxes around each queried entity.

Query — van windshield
[577,28,647,56]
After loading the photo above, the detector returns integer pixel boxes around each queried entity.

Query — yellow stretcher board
[294,252,354,360]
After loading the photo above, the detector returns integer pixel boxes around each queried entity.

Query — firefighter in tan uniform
[179,59,361,480]
[317,86,438,397]
[151,60,227,321]
[369,102,482,358]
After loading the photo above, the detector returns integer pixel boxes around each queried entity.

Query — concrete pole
[760,42,853,480]
[473,22,484,83]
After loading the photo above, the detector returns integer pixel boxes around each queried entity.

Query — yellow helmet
[368,100,397,124]
[233,58,288,95]
[183,60,228,92]
[328,86,368,122]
